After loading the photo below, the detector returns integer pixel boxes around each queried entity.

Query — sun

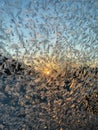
[46,71,50,75]
[42,68,51,75]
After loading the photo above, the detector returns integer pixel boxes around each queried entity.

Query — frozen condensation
[0,0,98,71]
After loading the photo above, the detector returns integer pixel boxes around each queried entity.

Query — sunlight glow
[43,68,51,75]
[46,71,50,75]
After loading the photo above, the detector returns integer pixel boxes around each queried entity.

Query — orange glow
[46,71,50,75]
[43,68,51,75]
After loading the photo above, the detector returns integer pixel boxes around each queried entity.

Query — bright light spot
[42,68,51,75]
[46,71,50,75]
